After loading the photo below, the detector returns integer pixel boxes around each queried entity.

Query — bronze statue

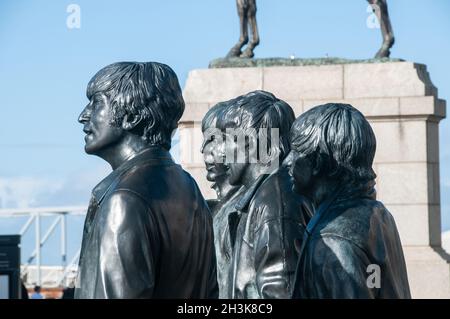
[227,0,259,58]
[201,102,242,206]
[288,103,410,298]
[201,102,245,298]
[204,90,312,298]
[75,62,218,299]
[369,0,395,58]
[227,0,394,59]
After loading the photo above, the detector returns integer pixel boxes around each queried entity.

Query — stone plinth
[179,60,449,298]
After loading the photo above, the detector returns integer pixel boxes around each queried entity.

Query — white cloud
[0,164,112,265]
[0,163,110,209]
[0,176,64,208]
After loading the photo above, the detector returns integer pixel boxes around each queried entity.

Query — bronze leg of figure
[227,0,250,58]
[368,0,395,58]
[240,1,259,58]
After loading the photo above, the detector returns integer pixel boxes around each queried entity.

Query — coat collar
[233,173,268,213]
[91,146,173,204]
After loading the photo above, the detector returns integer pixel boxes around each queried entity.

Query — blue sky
[0,0,449,265]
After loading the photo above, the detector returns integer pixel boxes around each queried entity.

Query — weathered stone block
[385,204,441,246]
[403,246,450,299]
[183,68,263,104]
[371,120,427,163]
[376,162,432,205]
[263,65,343,100]
[344,62,437,99]
[180,103,209,123]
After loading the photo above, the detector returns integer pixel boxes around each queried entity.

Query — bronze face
[78,92,124,156]
[287,150,315,198]
[201,133,228,183]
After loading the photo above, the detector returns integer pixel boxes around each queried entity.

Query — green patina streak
[209,57,404,69]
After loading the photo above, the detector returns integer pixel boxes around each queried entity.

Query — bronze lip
[83,127,92,134]
[205,163,227,177]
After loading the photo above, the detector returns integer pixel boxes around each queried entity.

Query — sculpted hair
[87,61,185,150]
[202,101,228,132]
[290,103,377,184]
[216,90,295,161]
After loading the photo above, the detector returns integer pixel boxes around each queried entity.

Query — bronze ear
[121,113,143,131]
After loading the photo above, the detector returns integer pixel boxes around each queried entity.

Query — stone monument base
[179,58,450,298]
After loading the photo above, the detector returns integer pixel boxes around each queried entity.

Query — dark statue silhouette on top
[227,0,394,59]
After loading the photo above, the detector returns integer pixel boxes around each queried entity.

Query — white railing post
[58,249,80,286]
[0,206,86,287]
[35,212,41,286]
[61,213,67,267]
[19,215,35,236]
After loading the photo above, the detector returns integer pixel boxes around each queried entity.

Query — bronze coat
[293,184,411,299]
[224,166,312,298]
[75,147,218,299]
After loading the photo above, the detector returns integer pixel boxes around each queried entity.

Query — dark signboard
[0,235,21,299]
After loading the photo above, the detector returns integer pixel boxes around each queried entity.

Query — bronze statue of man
[288,103,410,298]
[227,0,394,59]
[201,102,245,298]
[201,102,242,210]
[368,0,395,58]
[76,62,218,299]
[208,90,312,298]
[227,0,259,58]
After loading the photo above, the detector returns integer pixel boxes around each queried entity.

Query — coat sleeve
[98,189,159,299]
[253,210,305,299]
[314,236,376,299]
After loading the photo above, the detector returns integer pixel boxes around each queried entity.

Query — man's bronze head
[78,62,185,157]
[215,90,295,186]
[201,102,229,183]
[288,103,377,200]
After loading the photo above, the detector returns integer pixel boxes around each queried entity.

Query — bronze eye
[93,97,102,104]
[89,100,97,111]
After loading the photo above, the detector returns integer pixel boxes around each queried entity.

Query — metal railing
[0,206,86,286]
